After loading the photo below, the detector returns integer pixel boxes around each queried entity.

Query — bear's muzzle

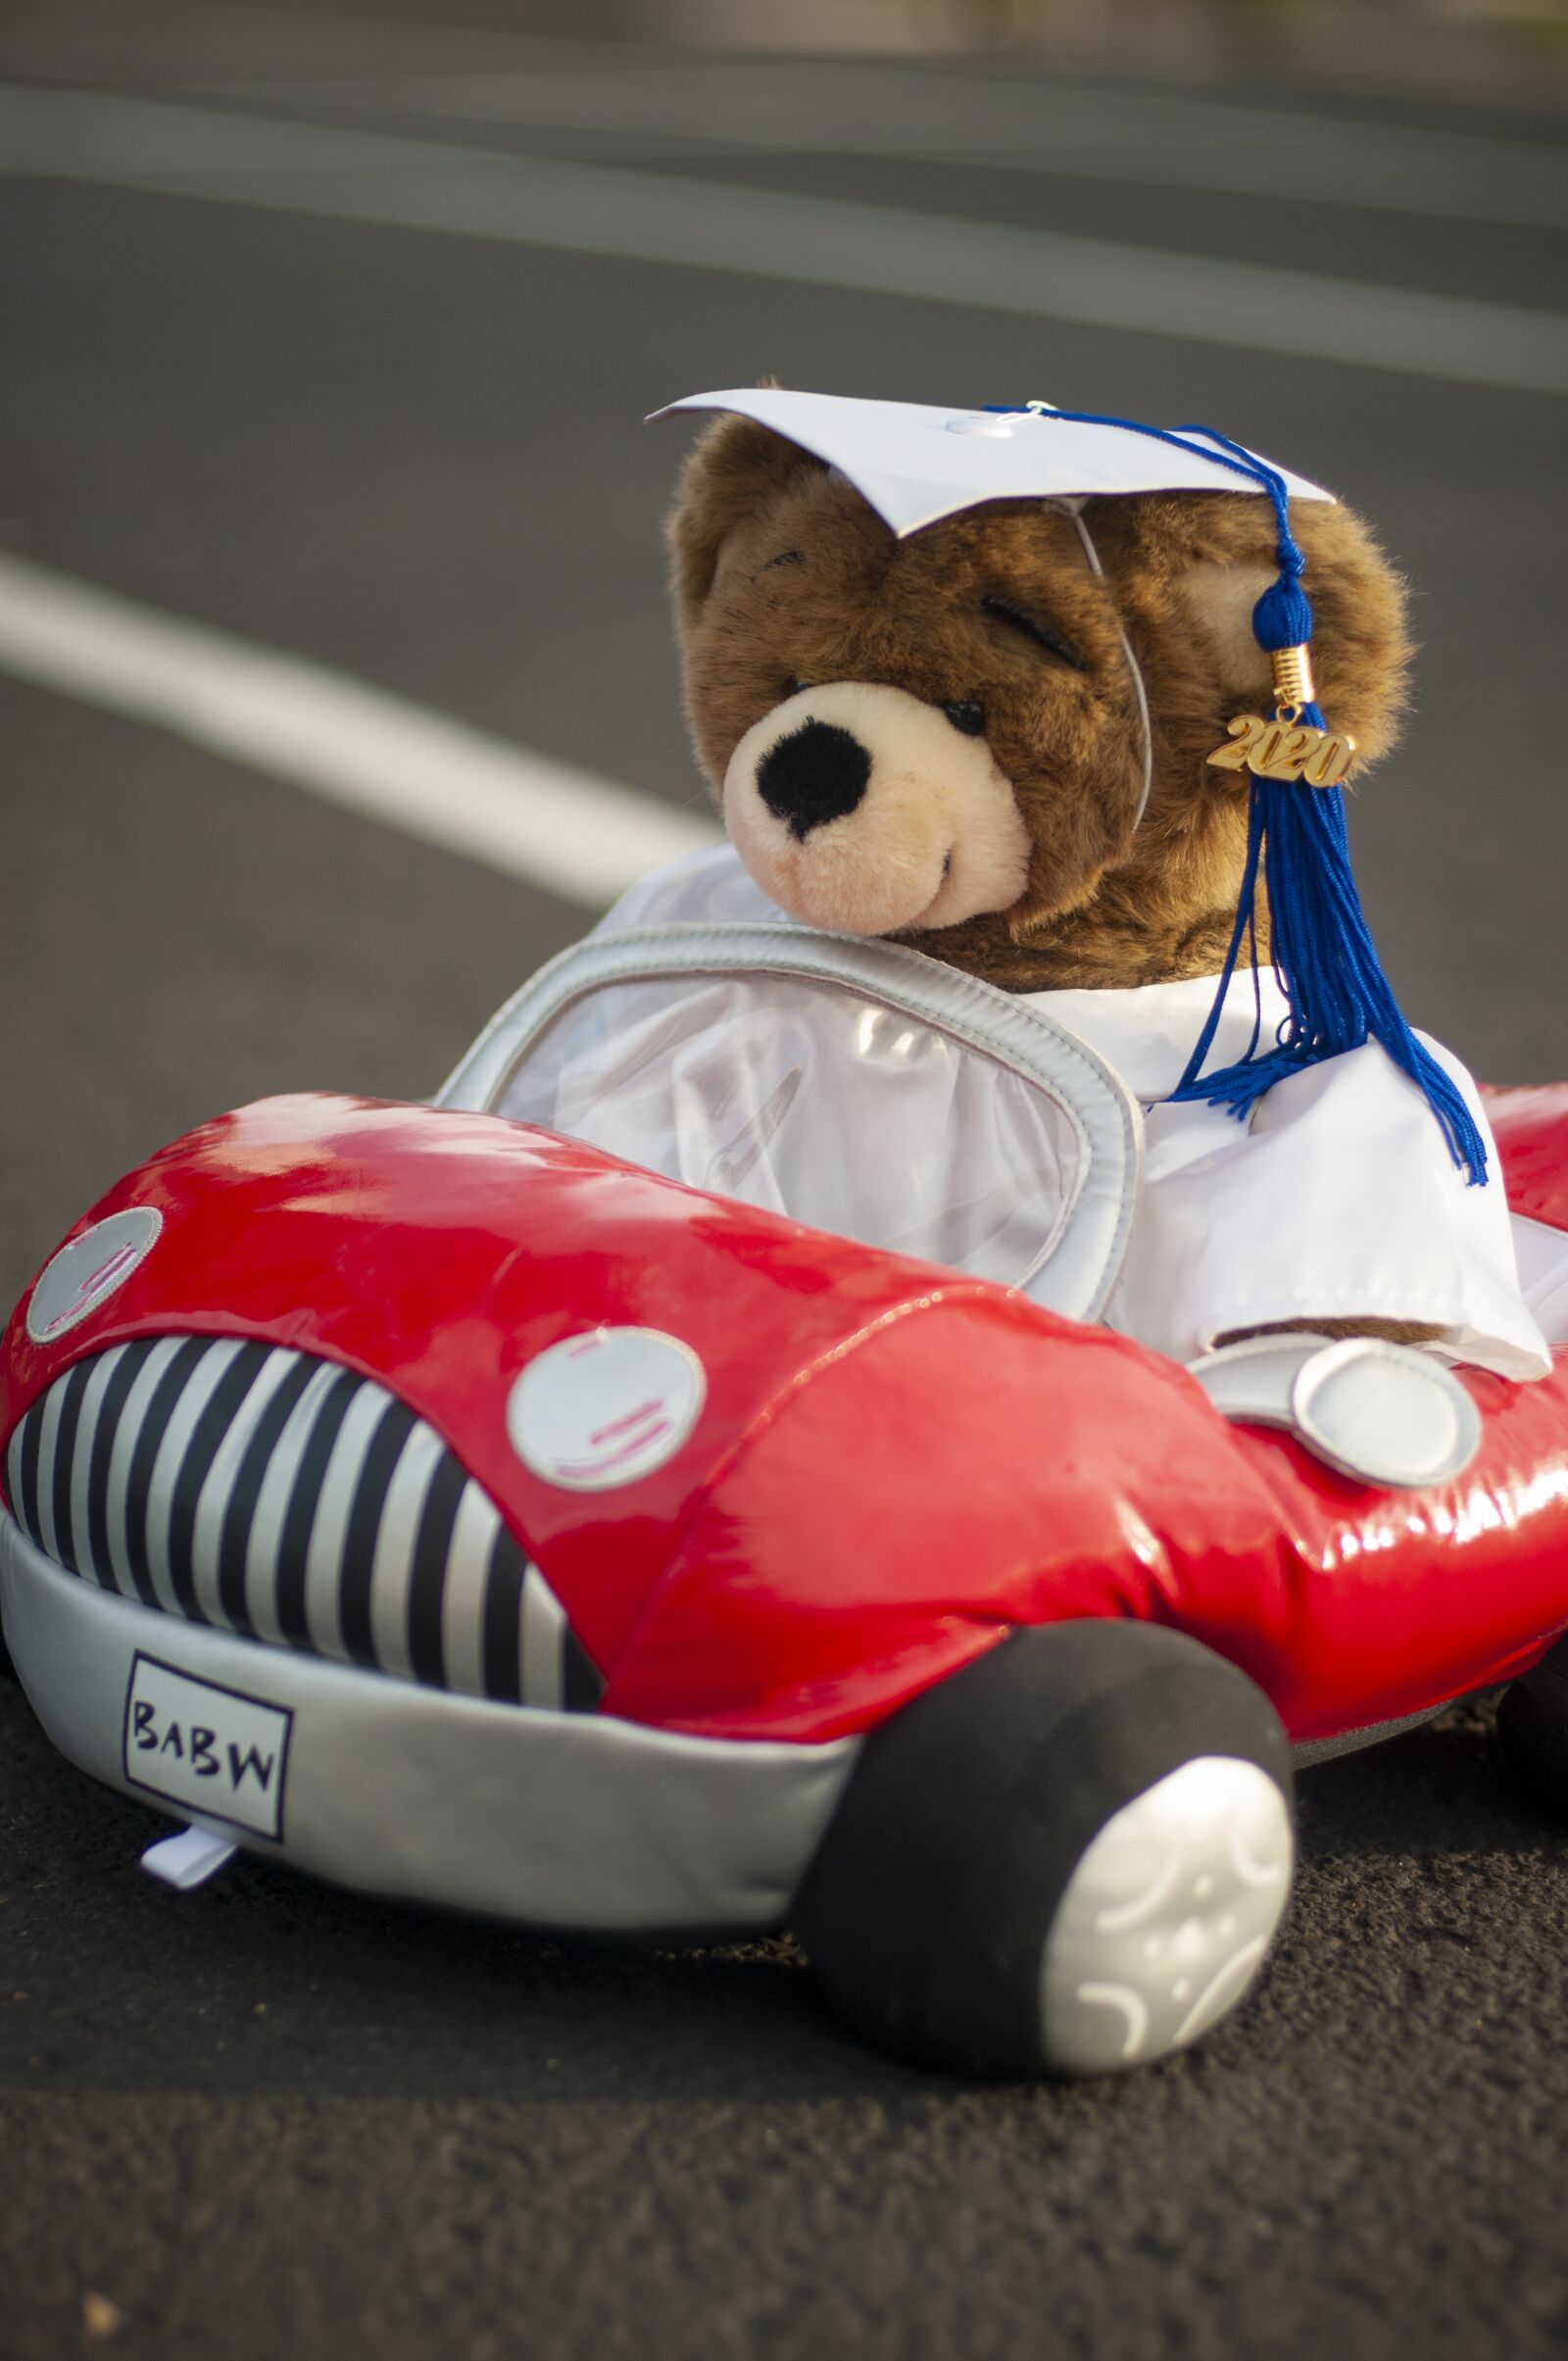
[723,680,1032,938]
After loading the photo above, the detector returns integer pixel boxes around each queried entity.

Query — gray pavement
[3,21,1567,2357]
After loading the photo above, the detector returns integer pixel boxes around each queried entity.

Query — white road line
[3,85,1566,394]
[220,64,1568,232]
[0,552,717,909]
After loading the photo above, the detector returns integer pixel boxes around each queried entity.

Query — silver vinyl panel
[0,1518,858,1936]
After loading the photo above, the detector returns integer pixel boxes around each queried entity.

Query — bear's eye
[982,595,1086,671]
[758,548,806,575]
[785,676,812,698]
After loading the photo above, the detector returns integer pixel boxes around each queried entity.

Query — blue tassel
[1251,576,1313,651]
[989,405,1489,1187]
[1166,739,1489,1188]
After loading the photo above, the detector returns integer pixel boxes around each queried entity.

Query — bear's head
[666,411,1412,992]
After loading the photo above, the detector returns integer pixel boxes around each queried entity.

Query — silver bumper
[0,1510,858,1935]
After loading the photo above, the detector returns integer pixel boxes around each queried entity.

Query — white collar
[1022,968,1291,1105]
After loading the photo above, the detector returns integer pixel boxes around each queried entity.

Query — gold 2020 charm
[1207,707,1356,789]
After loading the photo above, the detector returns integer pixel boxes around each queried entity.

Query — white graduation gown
[594,846,1559,1381]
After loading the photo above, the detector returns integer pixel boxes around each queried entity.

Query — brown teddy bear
[590,390,1554,1453]
[666,405,1406,993]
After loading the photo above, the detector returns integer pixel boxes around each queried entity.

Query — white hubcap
[1039,1755,1293,2074]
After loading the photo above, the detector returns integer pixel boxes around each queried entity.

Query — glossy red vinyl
[613,1293,1568,1745]
[0,1096,1001,1675]
[3,1090,1567,1749]
[1482,1083,1568,1232]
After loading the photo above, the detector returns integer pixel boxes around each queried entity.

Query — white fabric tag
[140,1825,238,1891]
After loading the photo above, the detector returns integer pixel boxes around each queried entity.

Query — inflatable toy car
[4,924,1568,2079]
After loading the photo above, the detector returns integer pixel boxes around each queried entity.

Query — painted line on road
[223,64,1568,232]
[2,85,1566,395]
[0,552,717,910]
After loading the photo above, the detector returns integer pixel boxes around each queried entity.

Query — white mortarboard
[648,387,1335,539]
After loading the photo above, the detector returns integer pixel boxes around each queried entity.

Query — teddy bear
[589,390,1556,1461]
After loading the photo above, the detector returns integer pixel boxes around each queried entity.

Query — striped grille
[3,1337,604,1712]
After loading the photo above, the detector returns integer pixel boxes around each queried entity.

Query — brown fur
[667,413,1412,994]
[1213,1318,1444,1350]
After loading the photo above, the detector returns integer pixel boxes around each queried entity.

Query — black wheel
[794,1621,1295,2078]
[1497,1635,1568,1822]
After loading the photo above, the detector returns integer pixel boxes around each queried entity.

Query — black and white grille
[2,1337,604,1712]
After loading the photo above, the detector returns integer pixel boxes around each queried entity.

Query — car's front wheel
[794,1620,1295,2078]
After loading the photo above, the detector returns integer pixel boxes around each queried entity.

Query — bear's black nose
[757,719,872,840]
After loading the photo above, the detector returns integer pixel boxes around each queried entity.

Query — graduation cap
[653,389,1487,1187]
[652,387,1336,535]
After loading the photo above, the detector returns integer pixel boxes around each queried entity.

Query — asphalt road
[3,15,1568,2358]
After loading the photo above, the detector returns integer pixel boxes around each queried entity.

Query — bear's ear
[1170,560,1278,707]
[665,412,826,631]
[1169,501,1413,765]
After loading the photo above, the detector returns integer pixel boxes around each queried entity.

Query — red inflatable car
[4,927,1568,2078]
